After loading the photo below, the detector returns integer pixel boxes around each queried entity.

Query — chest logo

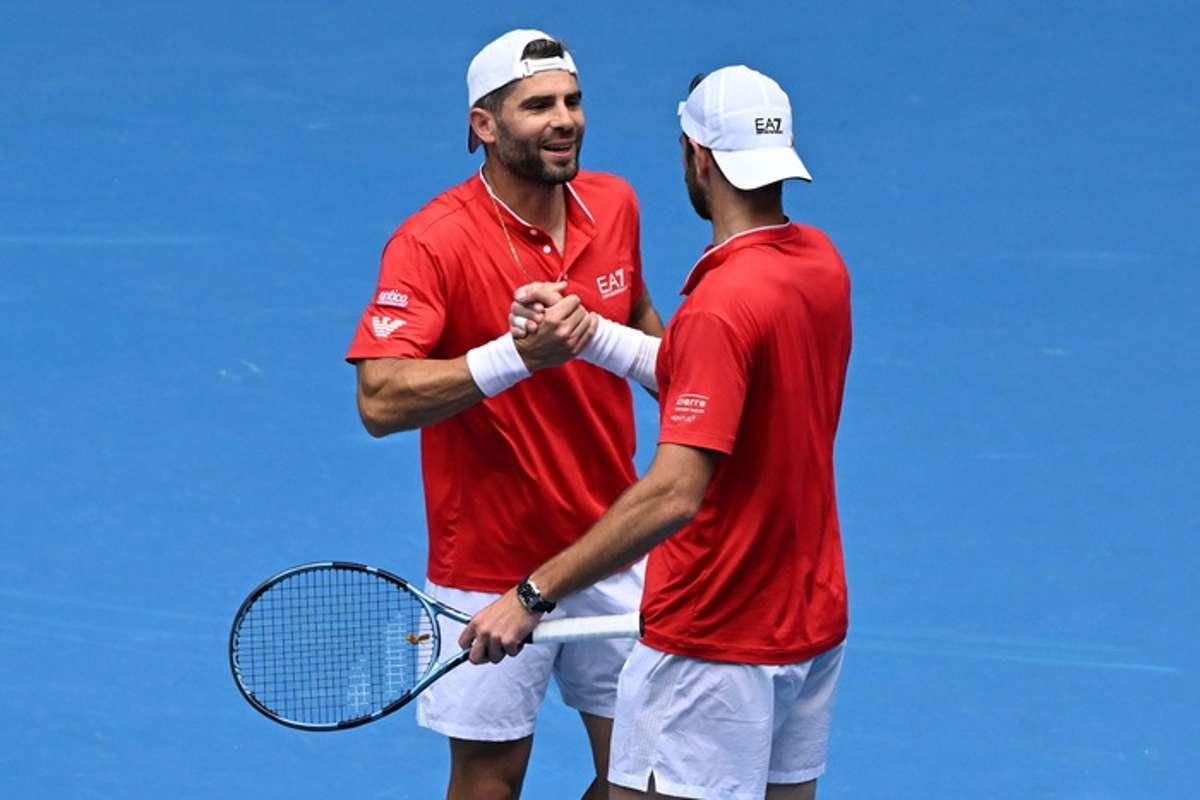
[596,267,629,300]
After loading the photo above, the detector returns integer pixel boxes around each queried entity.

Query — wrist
[579,317,659,390]
[516,575,557,614]
[466,333,532,397]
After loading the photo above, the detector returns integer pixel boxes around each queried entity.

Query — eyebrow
[519,90,583,108]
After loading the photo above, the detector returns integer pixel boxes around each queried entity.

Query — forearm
[530,474,697,603]
[356,357,484,435]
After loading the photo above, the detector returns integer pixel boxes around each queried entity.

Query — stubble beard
[494,118,583,185]
[685,155,712,221]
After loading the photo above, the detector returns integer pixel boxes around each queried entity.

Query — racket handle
[527,611,643,644]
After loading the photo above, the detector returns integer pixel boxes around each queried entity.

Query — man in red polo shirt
[345,29,664,800]
[464,65,852,800]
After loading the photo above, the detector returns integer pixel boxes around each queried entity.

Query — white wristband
[466,333,531,397]
[580,316,660,391]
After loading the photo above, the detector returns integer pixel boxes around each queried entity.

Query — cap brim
[711,146,812,190]
[467,126,481,153]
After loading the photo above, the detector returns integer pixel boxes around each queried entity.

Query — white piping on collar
[565,182,595,223]
[478,166,595,227]
[681,221,792,289]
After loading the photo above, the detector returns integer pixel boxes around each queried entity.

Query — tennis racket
[228,561,642,731]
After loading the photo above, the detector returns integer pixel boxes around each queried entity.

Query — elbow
[661,486,704,529]
[357,393,412,437]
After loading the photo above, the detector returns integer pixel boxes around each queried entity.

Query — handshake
[467,281,659,397]
[507,281,597,372]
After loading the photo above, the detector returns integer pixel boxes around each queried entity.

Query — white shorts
[416,564,644,742]
[609,641,845,799]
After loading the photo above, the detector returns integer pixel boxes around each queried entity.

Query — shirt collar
[476,166,595,228]
[680,221,794,295]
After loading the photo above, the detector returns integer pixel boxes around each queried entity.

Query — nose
[550,99,577,131]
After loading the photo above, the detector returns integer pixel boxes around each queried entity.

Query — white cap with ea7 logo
[466,29,578,152]
[678,65,812,190]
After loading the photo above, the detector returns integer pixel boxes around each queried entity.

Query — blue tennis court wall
[0,2,1195,797]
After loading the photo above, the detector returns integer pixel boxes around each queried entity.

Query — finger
[524,282,568,307]
[468,634,489,665]
[545,294,582,322]
[571,312,600,355]
[510,302,541,322]
[458,622,475,650]
[488,637,507,664]
[561,308,592,347]
[513,282,545,303]
[504,639,524,657]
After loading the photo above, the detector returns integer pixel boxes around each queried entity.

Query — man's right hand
[513,287,597,371]
[510,281,564,339]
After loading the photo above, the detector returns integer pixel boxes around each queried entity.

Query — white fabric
[467,28,578,107]
[608,641,845,799]
[579,316,660,391]
[465,333,530,397]
[678,65,812,189]
[416,563,644,741]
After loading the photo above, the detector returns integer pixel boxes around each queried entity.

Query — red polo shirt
[346,170,644,592]
[642,222,852,664]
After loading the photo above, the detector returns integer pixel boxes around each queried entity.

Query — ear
[687,138,715,180]
[469,107,499,149]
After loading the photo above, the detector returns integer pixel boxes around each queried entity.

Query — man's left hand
[458,588,542,665]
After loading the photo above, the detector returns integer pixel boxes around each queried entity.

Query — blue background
[1,1,1196,797]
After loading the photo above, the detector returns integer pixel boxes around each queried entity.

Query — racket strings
[234,567,435,726]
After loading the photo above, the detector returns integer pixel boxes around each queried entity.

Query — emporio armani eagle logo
[371,316,406,337]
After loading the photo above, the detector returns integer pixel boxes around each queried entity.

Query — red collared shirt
[346,170,645,591]
[643,222,852,664]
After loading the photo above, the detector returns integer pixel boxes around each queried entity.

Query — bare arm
[355,295,595,436]
[355,357,483,436]
[459,443,719,663]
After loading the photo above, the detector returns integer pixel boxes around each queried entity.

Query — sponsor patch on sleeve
[668,392,709,424]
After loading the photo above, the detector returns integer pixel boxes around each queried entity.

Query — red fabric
[643,223,852,664]
[346,170,644,591]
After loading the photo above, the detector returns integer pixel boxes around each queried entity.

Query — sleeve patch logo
[669,392,709,424]
[376,289,410,308]
[371,316,407,338]
[596,267,629,300]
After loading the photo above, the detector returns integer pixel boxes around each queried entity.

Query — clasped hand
[510,281,596,371]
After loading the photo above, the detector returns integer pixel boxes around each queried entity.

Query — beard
[684,151,711,220]
[494,118,583,185]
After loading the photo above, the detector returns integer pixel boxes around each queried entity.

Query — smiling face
[485,71,585,185]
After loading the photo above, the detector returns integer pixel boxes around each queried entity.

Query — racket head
[228,561,442,731]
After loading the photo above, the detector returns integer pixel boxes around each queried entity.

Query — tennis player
[345,29,664,800]
[463,65,852,800]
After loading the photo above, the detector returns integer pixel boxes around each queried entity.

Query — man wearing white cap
[345,29,664,800]
[465,65,852,799]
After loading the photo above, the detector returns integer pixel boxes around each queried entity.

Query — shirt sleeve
[657,311,752,454]
[345,232,447,361]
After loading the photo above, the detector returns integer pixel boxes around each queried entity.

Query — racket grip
[526,611,643,644]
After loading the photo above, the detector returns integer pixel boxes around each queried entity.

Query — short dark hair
[473,38,568,115]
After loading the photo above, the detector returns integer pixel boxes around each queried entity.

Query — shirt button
[542,245,552,254]
[529,229,538,237]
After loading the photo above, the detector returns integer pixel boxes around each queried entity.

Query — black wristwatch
[516,576,557,614]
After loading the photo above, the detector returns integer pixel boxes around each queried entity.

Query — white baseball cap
[466,29,578,152]
[678,65,812,190]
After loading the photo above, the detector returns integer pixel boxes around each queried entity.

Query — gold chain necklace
[485,183,569,284]
[487,190,538,284]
